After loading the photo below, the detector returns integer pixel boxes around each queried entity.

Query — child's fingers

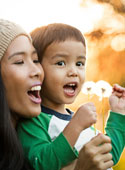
[112,91,123,98]
[123,91,125,97]
[113,84,125,93]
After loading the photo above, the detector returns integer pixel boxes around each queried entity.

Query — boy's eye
[56,61,65,66]
[76,61,85,67]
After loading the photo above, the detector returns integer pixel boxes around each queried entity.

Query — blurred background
[69,1,125,170]
[0,0,124,169]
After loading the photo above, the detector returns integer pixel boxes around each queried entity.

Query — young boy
[17,23,125,170]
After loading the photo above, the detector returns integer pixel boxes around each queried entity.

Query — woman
[0,19,44,170]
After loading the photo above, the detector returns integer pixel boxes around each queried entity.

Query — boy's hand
[63,102,97,147]
[73,102,97,131]
[109,84,125,115]
[74,134,114,170]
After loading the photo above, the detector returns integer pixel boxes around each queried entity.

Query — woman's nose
[30,63,44,80]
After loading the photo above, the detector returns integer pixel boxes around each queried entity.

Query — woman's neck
[11,112,19,128]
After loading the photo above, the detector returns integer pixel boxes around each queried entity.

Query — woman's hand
[74,133,114,170]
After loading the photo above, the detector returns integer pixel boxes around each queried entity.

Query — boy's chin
[65,99,76,105]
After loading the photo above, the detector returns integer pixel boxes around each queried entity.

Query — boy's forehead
[48,39,86,49]
[44,40,86,59]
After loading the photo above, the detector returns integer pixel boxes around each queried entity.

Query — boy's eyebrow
[51,53,86,60]
[77,55,86,60]
[51,53,68,59]
[8,50,37,60]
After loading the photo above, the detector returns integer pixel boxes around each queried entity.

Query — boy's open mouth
[63,83,78,96]
[63,83,77,91]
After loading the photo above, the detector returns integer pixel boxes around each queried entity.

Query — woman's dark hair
[0,69,32,170]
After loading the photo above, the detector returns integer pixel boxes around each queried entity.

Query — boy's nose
[67,67,78,77]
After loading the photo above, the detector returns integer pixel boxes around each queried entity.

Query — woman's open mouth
[28,85,41,104]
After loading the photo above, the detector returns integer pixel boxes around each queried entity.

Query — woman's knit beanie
[0,19,31,61]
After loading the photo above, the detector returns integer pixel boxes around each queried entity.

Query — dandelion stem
[88,93,96,135]
[102,96,105,134]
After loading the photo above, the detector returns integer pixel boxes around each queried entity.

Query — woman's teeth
[30,86,41,91]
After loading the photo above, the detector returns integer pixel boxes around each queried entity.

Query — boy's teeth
[69,84,75,86]
[31,86,41,91]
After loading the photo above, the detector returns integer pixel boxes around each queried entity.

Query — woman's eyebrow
[8,50,37,60]
[32,50,37,55]
[8,51,25,60]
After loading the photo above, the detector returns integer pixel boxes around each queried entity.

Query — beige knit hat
[0,19,31,61]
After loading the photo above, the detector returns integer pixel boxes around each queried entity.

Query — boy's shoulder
[18,111,53,132]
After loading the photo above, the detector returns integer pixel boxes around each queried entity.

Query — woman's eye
[33,59,39,63]
[56,61,65,66]
[76,61,85,67]
[14,61,24,64]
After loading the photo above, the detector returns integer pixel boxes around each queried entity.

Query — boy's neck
[42,101,70,115]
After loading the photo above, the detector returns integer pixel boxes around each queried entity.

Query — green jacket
[17,107,125,170]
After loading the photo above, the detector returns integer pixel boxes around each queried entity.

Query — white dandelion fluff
[94,80,112,101]
[82,81,96,95]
